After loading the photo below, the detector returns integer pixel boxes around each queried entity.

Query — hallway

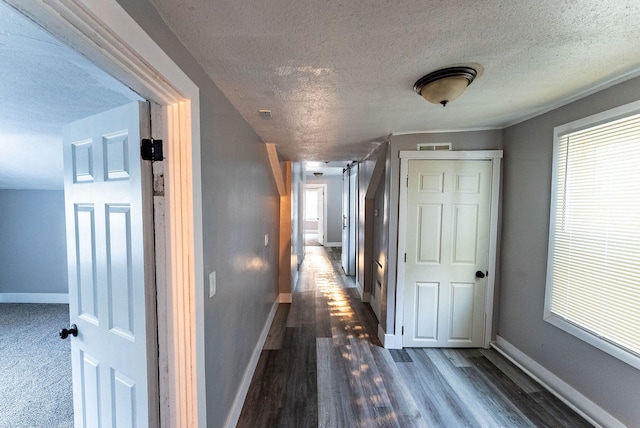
[237,246,591,427]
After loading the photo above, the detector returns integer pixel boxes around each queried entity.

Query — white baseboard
[224,299,279,428]
[278,293,292,303]
[378,324,387,346]
[0,293,69,304]
[380,329,402,349]
[494,335,624,428]
[361,291,370,302]
[323,242,342,247]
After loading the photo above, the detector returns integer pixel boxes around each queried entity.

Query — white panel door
[63,102,154,427]
[341,169,349,271]
[347,166,357,276]
[403,160,492,347]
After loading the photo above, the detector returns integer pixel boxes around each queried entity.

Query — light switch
[208,271,216,298]
[264,234,269,246]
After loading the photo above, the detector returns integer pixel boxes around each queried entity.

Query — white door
[63,101,157,426]
[403,159,492,347]
[347,167,357,276]
[341,169,349,271]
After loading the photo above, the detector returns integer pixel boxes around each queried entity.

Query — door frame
[305,183,327,245]
[394,150,502,349]
[5,1,205,426]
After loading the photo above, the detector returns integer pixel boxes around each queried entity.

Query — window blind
[549,112,640,358]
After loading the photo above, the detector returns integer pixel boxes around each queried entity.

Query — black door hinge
[402,326,404,335]
[141,138,163,161]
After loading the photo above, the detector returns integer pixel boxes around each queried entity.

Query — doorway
[304,184,326,246]
[395,150,502,349]
[4,0,203,425]
[0,3,144,425]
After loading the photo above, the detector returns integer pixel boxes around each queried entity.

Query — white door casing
[305,184,327,245]
[64,101,155,426]
[395,150,502,349]
[317,187,325,245]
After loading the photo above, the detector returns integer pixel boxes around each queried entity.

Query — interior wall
[501,75,640,426]
[305,174,342,244]
[115,2,281,426]
[356,143,388,300]
[385,130,504,335]
[0,189,67,296]
[291,163,305,288]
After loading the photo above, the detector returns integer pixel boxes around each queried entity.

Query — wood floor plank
[276,326,318,427]
[317,337,353,428]
[388,348,413,363]
[442,349,473,367]
[529,391,594,428]
[263,303,290,350]
[236,350,286,428]
[400,349,477,426]
[479,348,542,394]
[369,345,427,428]
[425,348,531,427]
[286,290,315,327]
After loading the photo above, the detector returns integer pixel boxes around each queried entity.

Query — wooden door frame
[5,1,205,426]
[305,183,327,245]
[394,150,502,349]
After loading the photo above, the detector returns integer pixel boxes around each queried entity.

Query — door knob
[475,270,486,279]
[59,324,78,339]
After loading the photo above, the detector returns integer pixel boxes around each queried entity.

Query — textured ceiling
[0,2,141,190]
[148,0,640,161]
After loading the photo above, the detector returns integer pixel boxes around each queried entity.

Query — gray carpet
[0,304,73,427]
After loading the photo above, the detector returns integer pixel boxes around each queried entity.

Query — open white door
[62,101,157,427]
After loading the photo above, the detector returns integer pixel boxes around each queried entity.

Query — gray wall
[305,174,343,244]
[500,76,640,426]
[0,189,68,295]
[116,3,280,426]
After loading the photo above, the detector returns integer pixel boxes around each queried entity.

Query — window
[545,101,640,369]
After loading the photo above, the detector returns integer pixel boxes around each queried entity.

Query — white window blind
[546,108,640,366]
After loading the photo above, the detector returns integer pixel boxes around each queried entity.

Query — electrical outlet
[208,271,216,298]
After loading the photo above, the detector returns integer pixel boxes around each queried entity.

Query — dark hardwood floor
[237,246,592,428]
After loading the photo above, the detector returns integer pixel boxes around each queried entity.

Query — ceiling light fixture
[413,66,477,107]
[313,172,323,178]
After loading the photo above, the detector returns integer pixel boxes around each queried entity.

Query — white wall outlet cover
[264,234,269,246]
[208,271,216,298]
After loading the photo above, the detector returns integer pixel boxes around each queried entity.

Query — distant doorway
[304,184,326,246]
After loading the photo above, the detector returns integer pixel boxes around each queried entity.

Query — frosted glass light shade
[419,76,470,105]
[414,66,477,106]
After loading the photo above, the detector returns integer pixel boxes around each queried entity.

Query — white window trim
[545,99,640,371]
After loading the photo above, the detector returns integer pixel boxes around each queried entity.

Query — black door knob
[475,270,486,279]
[59,324,78,339]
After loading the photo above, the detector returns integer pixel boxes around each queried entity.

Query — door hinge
[404,253,407,262]
[141,138,163,161]
[406,175,409,187]
[402,326,404,335]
